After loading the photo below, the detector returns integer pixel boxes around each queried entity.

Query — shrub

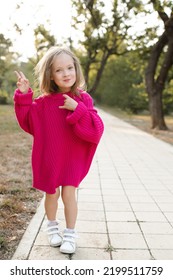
[0,90,8,104]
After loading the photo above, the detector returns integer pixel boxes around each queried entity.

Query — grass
[0,236,7,249]
[0,198,24,212]
[0,105,19,134]
[0,104,43,260]
[105,244,116,253]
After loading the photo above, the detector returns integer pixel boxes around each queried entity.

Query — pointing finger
[63,94,70,99]
[59,105,65,109]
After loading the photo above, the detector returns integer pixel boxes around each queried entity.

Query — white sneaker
[46,223,62,247]
[60,229,78,254]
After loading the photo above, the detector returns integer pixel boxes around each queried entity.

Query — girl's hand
[59,94,78,111]
[14,71,30,93]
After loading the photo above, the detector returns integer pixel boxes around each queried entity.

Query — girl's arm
[14,71,34,135]
[66,93,104,144]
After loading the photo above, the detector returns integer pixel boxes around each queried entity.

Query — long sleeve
[66,93,104,144]
[14,88,34,135]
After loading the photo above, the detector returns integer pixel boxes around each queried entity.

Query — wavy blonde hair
[35,46,86,95]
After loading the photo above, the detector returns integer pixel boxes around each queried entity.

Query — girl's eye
[56,69,61,72]
[68,66,74,70]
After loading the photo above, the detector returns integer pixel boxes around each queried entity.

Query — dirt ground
[0,105,173,260]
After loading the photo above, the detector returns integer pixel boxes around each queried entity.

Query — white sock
[47,220,58,227]
[65,228,75,234]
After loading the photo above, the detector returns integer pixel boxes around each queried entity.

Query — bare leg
[45,188,60,221]
[61,186,78,229]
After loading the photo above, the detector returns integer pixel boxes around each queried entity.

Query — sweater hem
[32,183,79,194]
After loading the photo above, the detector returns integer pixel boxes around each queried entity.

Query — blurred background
[0,0,173,128]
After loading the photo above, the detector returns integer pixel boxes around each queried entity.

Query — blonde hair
[35,46,86,95]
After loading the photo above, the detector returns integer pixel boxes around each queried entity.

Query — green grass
[0,236,7,249]
[0,105,19,134]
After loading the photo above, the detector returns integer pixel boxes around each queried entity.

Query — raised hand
[14,71,30,93]
[59,94,78,111]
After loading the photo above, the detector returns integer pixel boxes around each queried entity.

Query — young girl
[14,46,104,254]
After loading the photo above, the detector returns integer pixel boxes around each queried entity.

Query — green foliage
[0,235,6,249]
[71,0,128,91]
[96,53,148,113]
[0,33,21,102]
[0,90,8,104]
[34,24,56,63]
[0,25,57,103]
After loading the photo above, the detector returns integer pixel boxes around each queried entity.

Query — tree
[0,34,18,103]
[33,25,56,63]
[96,52,148,113]
[0,34,13,88]
[71,0,128,95]
[145,0,173,130]
[72,0,173,129]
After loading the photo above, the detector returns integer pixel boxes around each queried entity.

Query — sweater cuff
[66,101,88,124]
[14,88,33,104]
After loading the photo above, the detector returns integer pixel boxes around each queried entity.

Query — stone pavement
[12,109,173,260]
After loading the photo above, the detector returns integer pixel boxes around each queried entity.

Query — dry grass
[0,105,43,260]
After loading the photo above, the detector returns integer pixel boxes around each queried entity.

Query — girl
[14,46,104,254]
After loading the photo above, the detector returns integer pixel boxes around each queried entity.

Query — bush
[0,90,8,104]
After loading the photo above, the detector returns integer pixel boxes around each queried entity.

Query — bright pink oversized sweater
[14,88,104,194]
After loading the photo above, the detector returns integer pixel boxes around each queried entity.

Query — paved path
[12,109,173,260]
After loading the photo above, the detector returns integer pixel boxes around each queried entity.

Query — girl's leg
[61,186,78,229]
[60,186,78,253]
[44,188,62,247]
[44,188,60,221]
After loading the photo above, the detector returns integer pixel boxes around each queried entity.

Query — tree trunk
[145,30,173,130]
[145,5,173,130]
[89,51,110,94]
[148,87,167,130]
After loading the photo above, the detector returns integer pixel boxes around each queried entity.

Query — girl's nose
[63,70,69,76]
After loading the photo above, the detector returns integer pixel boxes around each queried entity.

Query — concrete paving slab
[104,202,131,212]
[77,233,109,249]
[76,221,107,233]
[145,235,173,249]
[130,202,161,212]
[140,222,173,234]
[151,250,173,260]
[134,212,168,222]
[112,249,152,260]
[29,246,68,260]
[71,248,111,260]
[107,221,141,234]
[109,233,148,250]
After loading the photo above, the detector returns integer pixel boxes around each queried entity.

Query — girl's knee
[46,188,60,200]
[61,186,76,204]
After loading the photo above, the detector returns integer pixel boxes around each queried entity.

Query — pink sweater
[14,88,104,194]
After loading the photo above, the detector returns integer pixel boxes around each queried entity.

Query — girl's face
[51,53,76,92]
